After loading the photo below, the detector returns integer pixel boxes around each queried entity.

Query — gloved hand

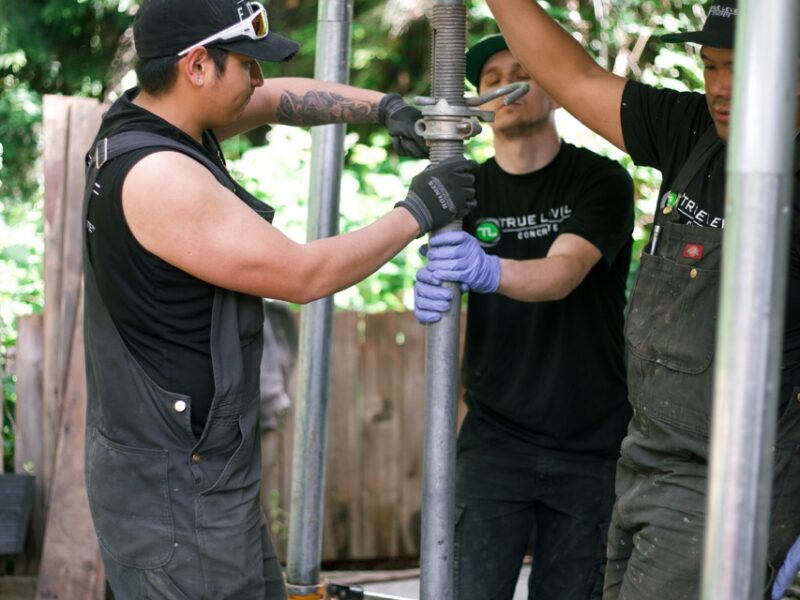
[396,156,478,236]
[413,266,453,324]
[772,536,800,600]
[378,93,428,158]
[425,230,500,293]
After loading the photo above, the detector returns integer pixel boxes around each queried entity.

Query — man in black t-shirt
[82,1,479,598]
[482,1,800,599]
[413,34,633,599]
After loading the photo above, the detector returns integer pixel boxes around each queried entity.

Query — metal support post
[415,3,529,598]
[418,4,466,599]
[701,1,799,598]
[285,0,353,595]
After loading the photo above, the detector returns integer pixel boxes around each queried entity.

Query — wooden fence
[3,94,465,596]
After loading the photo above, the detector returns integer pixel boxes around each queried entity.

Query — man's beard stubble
[493,113,551,141]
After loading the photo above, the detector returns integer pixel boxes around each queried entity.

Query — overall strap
[86,131,234,191]
[668,128,799,192]
[669,126,724,195]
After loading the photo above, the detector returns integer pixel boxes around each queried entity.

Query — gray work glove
[378,93,429,158]
[396,156,478,236]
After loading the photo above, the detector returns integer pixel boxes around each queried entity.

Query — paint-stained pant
[602,411,800,600]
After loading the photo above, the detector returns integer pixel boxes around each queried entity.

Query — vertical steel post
[421,2,466,600]
[286,0,353,590]
[701,1,799,598]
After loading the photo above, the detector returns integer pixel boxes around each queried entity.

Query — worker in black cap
[81,1,477,598]
[414,33,633,600]
[481,0,800,599]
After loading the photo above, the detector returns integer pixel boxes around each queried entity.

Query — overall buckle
[93,137,109,169]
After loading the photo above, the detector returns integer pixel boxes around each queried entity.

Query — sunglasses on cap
[177,2,269,57]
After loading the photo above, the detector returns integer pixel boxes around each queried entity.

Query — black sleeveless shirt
[86,88,234,435]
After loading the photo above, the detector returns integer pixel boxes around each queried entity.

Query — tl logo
[475,219,501,247]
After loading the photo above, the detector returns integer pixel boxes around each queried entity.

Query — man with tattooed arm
[81,0,476,597]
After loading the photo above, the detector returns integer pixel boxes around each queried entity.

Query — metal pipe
[701,1,799,598]
[286,0,353,590]
[420,3,466,600]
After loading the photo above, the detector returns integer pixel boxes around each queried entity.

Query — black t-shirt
[462,142,634,458]
[620,80,800,406]
[86,89,230,436]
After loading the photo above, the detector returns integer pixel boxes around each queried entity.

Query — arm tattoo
[277,90,379,126]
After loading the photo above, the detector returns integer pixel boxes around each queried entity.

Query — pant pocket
[86,428,175,569]
[141,568,193,600]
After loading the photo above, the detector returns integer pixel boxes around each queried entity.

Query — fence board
[324,311,362,560]
[361,312,402,557]
[36,289,105,600]
[36,94,105,599]
[398,313,427,556]
[41,95,71,508]
[14,314,45,574]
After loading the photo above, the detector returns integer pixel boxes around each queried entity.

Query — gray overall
[82,133,286,599]
[604,131,800,600]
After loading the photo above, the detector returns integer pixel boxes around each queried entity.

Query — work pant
[454,413,619,600]
[102,522,286,600]
[602,391,800,600]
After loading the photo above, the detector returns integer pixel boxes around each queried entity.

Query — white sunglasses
[177,2,269,57]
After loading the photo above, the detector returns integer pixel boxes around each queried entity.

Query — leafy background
[0,0,707,471]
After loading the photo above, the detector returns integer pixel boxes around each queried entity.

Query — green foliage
[0,0,709,471]
[266,489,290,543]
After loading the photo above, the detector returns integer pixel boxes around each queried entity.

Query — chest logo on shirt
[675,194,725,228]
[475,219,501,246]
[475,206,572,248]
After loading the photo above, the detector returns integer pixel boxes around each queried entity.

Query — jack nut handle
[395,156,478,237]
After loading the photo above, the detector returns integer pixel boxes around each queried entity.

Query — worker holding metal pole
[80,0,478,598]
[481,0,800,598]
[413,32,634,599]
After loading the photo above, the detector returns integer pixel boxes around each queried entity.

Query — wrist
[393,204,425,238]
[485,254,501,293]
[378,93,405,124]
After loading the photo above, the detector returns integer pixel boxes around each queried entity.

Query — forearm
[496,255,585,302]
[487,0,597,89]
[272,78,384,126]
[220,77,384,140]
[486,0,626,149]
[288,208,419,303]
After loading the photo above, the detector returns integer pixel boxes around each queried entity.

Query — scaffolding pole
[286,0,353,595]
[420,2,466,599]
[701,1,799,598]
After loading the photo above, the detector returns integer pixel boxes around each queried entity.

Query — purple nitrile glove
[425,230,500,294]
[413,266,453,324]
[772,536,800,600]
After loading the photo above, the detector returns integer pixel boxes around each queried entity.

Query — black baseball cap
[134,0,299,62]
[466,34,509,88]
[661,0,737,49]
